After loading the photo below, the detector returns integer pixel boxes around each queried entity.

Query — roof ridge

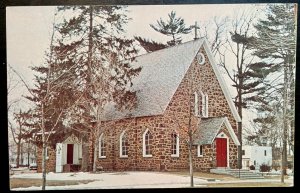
[135,38,204,59]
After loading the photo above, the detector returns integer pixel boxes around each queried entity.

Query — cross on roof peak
[190,21,200,40]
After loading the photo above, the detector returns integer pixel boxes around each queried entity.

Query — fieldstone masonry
[93,46,238,172]
[36,45,239,173]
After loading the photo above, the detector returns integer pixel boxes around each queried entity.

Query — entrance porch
[55,134,82,172]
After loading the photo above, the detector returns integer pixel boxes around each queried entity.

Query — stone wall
[36,45,238,173]
[94,46,238,172]
[36,145,56,173]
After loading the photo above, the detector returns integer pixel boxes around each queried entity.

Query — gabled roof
[102,39,204,120]
[102,38,241,122]
[193,117,240,146]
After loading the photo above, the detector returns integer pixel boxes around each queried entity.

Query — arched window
[143,129,152,157]
[194,92,199,116]
[201,92,208,117]
[99,133,106,158]
[171,131,179,157]
[120,130,128,157]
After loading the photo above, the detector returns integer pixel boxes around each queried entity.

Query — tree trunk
[42,143,47,190]
[27,141,30,167]
[16,141,20,168]
[237,43,243,170]
[281,63,289,183]
[188,142,194,187]
[93,136,98,172]
[237,121,242,169]
[41,103,47,190]
[20,143,23,166]
[81,135,90,172]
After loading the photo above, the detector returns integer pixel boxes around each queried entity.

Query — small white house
[242,145,272,170]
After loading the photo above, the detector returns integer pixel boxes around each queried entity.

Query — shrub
[260,164,271,172]
[249,165,255,170]
[287,161,293,169]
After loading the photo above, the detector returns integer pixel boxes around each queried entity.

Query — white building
[242,145,272,170]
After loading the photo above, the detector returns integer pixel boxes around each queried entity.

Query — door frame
[215,132,229,168]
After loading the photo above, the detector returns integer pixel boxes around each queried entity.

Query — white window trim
[143,128,152,158]
[197,52,205,65]
[171,131,180,158]
[45,147,49,160]
[119,130,128,158]
[197,144,203,157]
[201,92,208,117]
[194,92,199,116]
[99,133,106,158]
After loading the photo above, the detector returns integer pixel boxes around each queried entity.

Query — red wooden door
[67,144,74,164]
[216,138,227,167]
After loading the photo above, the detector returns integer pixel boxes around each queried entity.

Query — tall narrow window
[264,150,267,156]
[99,133,106,158]
[171,131,179,157]
[194,92,199,116]
[201,92,208,117]
[120,130,128,158]
[45,147,49,160]
[197,145,203,157]
[143,129,152,157]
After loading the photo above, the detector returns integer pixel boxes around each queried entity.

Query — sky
[6,4,268,130]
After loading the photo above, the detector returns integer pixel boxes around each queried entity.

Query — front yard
[9,169,293,190]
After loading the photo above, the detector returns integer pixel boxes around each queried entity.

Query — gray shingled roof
[102,39,204,120]
[193,117,226,145]
[193,117,240,145]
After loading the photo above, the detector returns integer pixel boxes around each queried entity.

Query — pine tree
[53,5,141,172]
[134,36,167,52]
[150,11,191,46]
[218,11,279,169]
[251,4,296,182]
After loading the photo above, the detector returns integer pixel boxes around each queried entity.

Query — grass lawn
[205,182,292,187]
[167,171,237,181]
[167,171,293,187]
[10,171,293,189]
[10,178,95,189]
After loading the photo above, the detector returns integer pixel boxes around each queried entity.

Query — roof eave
[202,39,242,123]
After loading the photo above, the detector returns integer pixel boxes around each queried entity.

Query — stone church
[37,38,241,173]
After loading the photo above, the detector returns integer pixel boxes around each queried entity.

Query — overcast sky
[6,4,268,128]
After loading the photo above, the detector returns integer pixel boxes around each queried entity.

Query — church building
[37,38,241,173]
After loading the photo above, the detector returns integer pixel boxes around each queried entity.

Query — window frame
[201,92,208,117]
[119,130,129,158]
[194,91,199,116]
[99,133,106,158]
[197,144,203,157]
[171,131,179,157]
[143,129,153,157]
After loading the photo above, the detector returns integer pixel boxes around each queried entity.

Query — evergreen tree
[218,11,279,169]
[134,36,167,52]
[150,11,191,46]
[251,4,296,181]
[53,5,141,172]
